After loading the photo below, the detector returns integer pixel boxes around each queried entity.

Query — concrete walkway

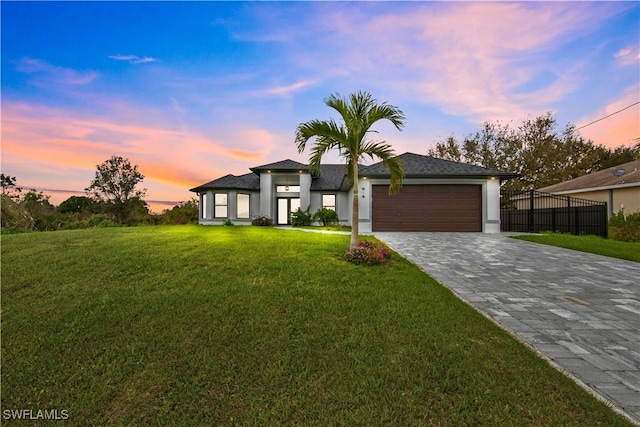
[375,232,640,424]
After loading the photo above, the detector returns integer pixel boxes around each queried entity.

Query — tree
[295,90,405,248]
[428,112,623,192]
[161,199,199,224]
[1,174,22,199]
[57,196,100,214]
[21,190,57,231]
[85,156,147,223]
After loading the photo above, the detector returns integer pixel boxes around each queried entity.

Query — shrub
[343,240,392,266]
[252,216,273,226]
[84,214,120,228]
[609,211,640,242]
[1,194,34,232]
[290,206,312,226]
[313,208,339,226]
[223,218,234,226]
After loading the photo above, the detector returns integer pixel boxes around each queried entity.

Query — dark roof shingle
[311,164,350,191]
[250,159,308,173]
[189,172,260,192]
[190,152,519,193]
[362,152,517,179]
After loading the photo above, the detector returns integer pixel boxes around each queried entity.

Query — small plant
[343,240,392,266]
[223,218,234,226]
[251,216,273,226]
[84,214,120,228]
[609,211,640,242]
[312,208,339,226]
[290,206,312,226]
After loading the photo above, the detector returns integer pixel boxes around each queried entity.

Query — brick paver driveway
[375,232,640,424]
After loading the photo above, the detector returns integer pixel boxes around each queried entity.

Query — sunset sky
[2,1,638,212]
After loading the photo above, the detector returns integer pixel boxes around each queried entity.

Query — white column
[299,173,311,211]
[260,173,272,217]
[485,179,501,233]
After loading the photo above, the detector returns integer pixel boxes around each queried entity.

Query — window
[322,194,336,211]
[201,193,209,219]
[237,194,250,219]
[276,185,300,193]
[214,193,228,218]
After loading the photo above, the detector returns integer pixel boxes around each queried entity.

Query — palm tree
[295,90,405,248]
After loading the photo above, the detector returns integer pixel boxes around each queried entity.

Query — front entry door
[277,198,301,225]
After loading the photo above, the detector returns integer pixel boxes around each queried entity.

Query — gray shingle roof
[189,172,260,192]
[361,152,517,179]
[311,165,351,191]
[250,159,308,173]
[190,152,518,193]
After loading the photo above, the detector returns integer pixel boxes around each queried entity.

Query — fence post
[528,190,535,233]
[602,203,608,238]
[567,196,571,234]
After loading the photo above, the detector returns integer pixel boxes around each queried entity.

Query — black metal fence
[500,190,608,237]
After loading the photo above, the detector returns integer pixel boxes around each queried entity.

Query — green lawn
[1,226,632,426]
[513,232,640,263]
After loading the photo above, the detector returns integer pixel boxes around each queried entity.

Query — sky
[1,1,639,213]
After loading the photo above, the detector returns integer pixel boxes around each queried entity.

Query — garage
[372,184,482,232]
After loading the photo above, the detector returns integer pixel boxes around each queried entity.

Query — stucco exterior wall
[198,190,260,225]
[259,173,272,218]
[546,186,639,217]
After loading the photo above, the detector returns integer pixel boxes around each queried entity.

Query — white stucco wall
[198,190,260,225]
[484,178,501,233]
[259,173,272,218]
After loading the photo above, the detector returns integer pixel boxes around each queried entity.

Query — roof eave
[360,173,519,180]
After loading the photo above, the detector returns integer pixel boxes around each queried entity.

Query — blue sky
[2,1,638,211]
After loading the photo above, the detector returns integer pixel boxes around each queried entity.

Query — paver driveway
[375,232,640,424]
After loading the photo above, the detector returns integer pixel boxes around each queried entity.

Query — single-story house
[189,152,517,233]
[538,159,640,218]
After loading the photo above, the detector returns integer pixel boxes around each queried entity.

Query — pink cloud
[310,3,627,124]
[1,101,282,207]
[615,46,640,66]
[576,84,640,148]
[253,80,316,97]
[16,57,98,85]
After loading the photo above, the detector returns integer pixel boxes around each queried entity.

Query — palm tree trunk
[350,162,359,248]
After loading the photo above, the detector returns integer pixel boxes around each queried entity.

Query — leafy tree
[85,156,147,223]
[21,190,57,231]
[0,194,33,232]
[1,174,22,199]
[592,144,638,169]
[58,196,100,214]
[161,199,199,224]
[296,90,405,248]
[428,112,627,191]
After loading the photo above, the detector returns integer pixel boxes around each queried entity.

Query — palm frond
[360,140,405,194]
[295,119,346,154]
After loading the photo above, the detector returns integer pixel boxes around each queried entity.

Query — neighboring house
[189,152,517,232]
[538,159,640,218]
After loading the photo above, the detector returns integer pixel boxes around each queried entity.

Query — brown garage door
[372,185,482,232]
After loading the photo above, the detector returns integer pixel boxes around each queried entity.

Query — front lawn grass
[1,226,632,425]
[513,232,640,263]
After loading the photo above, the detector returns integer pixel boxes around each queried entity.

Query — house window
[276,185,300,193]
[201,193,209,219]
[214,193,228,218]
[322,194,336,211]
[237,193,250,219]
